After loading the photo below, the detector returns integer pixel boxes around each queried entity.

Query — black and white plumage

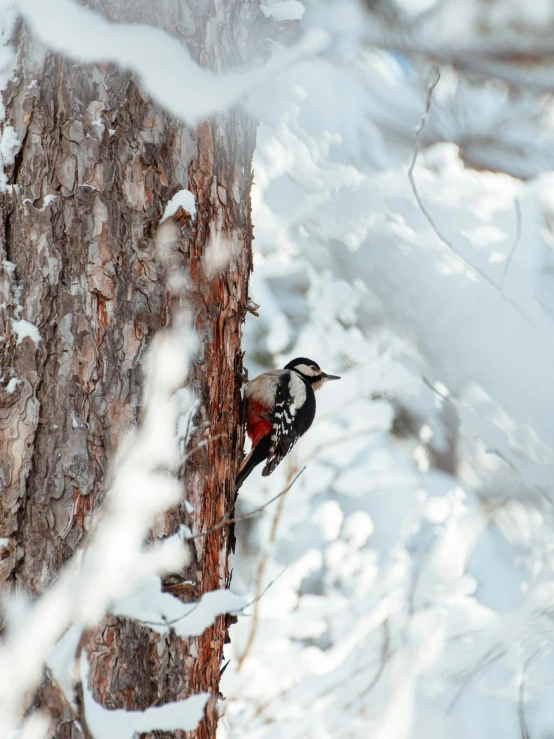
[236,357,340,489]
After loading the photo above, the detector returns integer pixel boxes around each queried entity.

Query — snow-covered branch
[17,0,327,125]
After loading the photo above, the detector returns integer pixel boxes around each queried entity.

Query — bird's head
[284,357,341,391]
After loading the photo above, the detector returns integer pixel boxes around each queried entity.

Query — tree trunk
[0,2,264,736]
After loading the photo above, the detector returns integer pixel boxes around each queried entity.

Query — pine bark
[0,2,265,736]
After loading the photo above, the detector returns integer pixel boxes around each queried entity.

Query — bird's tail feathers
[235,448,256,489]
[235,436,271,491]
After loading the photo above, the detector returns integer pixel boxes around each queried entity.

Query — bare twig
[184,467,306,541]
[412,66,441,148]
[236,465,300,671]
[109,475,304,634]
[132,568,288,633]
[303,427,379,463]
[408,69,531,323]
[363,30,554,93]
[363,619,391,696]
[409,67,483,267]
[519,649,541,739]
[132,474,302,660]
[136,602,201,630]
[233,606,393,731]
[447,645,506,712]
[519,670,531,739]
[500,196,522,295]
[239,567,288,615]
[409,68,483,274]
[345,620,391,710]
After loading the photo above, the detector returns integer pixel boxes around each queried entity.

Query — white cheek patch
[294,363,317,377]
[289,372,307,409]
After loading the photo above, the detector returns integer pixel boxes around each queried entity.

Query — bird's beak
[322,373,341,381]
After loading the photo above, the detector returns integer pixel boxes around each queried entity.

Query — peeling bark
[0,2,265,736]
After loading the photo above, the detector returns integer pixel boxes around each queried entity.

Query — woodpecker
[236,357,340,489]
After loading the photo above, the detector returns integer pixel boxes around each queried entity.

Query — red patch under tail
[247,400,272,447]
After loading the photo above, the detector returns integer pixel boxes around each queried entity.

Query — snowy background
[219,1,554,737]
[4,0,554,736]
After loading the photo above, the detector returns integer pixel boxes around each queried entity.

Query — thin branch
[363,30,554,93]
[409,67,479,263]
[180,428,221,464]
[519,669,531,739]
[409,67,481,270]
[235,465,300,671]
[107,477,303,634]
[303,427,379,463]
[233,605,394,731]
[238,567,288,616]
[364,619,391,696]
[131,568,288,633]
[184,467,306,541]
[344,619,391,710]
[412,66,441,147]
[365,28,554,62]
[519,649,541,739]
[500,196,522,295]
[408,68,531,323]
[447,645,506,712]
[136,603,201,630]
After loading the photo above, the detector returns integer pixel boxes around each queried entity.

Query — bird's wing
[262,372,303,477]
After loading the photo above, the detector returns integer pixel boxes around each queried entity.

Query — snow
[0,5,17,122]
[46,624,82,709]
[9,714,50,739]
[219,3,554,737]
[22,194,57,211]
[112,575,246,637]
[86,693,210,738]
[18,0,329,126]
[202,231,240,278]
[395,0,440,14]
[0,124,19,190]
[83,653,209,739]
[10,320,41,346]
[161,188,196,222]
[6,1,554,738]
[0,229,198,737]
[261,1,305,22]
[0,125,18,164]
